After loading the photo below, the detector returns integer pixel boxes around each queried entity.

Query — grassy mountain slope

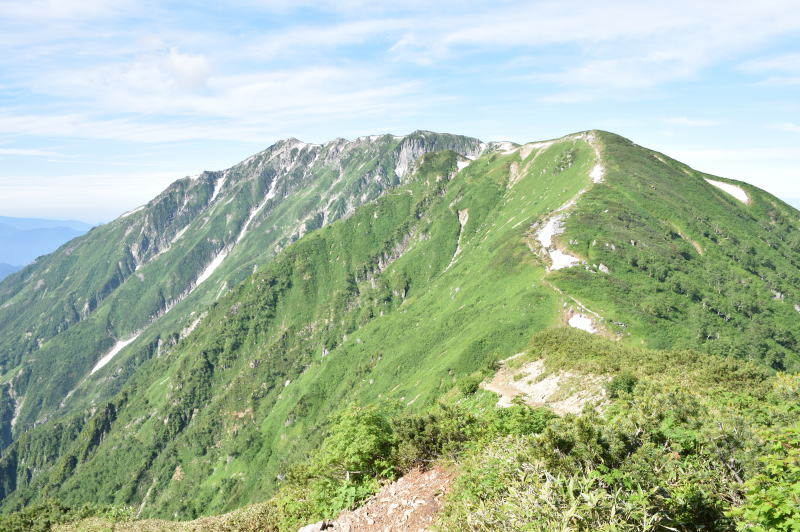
[0,130,798,527]
[0,132,481,437]
[0,134,596,517]
[553,133,800,370]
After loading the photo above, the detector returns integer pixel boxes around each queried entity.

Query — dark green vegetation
[0,130,798,530]
[438,330,799,531]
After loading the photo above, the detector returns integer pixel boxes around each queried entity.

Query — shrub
[457,374,482,396]
[729,424,800,531]
[606,372,638,398]
[393,403,477,471]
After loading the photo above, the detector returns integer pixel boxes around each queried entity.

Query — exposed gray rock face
[394,131,483,178]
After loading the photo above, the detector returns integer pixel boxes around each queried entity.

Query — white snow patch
[456,159,471,171]
[194,176,281,289]
[119,206,144,219]
[705,178,749,204]
[568,314,597,334]
[210,173,227,202]
[91,332,142,374]
[534,212,582,271]
[535,215,562,248]
[446,209,469,270]
[170,225,190,244]
[590,163,605,183]
[549,249,581,270]
[194,249,229,287]
[531,133,607,271]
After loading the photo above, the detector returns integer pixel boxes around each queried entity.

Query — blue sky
[0,0,799,222]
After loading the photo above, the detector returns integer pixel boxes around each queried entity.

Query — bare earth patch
[481,358,607,416]
[300,467,454,532]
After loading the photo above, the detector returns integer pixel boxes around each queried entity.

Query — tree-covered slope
[0,130,798,527]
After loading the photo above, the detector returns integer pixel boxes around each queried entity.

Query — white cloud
[539,91,594,104]
[738,51,800,85]
[388,1,800,94]
[0,0,798,211]
[0,0,132,20]
[246,19,411,59]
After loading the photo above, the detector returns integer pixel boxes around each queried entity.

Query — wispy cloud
[1,0,800,217]
[0,171,179,222]
[738,51,800,85]
[739,52,800,73]
[0,0,132,20]
[773,122,800,133]
[664,117,721,127]
[0,147,60,156]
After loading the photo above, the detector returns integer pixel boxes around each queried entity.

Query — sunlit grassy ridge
[0,135,596,517]
[554,133,800,369]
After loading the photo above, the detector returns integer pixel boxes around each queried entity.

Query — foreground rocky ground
[299,467,454,532]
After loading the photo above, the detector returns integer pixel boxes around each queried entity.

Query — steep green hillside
[0,133,597,517]
[0,130,798,529]
[0,132,481,438]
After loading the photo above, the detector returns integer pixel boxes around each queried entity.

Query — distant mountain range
[0,216,91,280]
[0,264,20,280]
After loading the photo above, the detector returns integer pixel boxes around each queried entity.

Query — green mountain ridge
[0,130,798,529]
[0,131,482,434]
